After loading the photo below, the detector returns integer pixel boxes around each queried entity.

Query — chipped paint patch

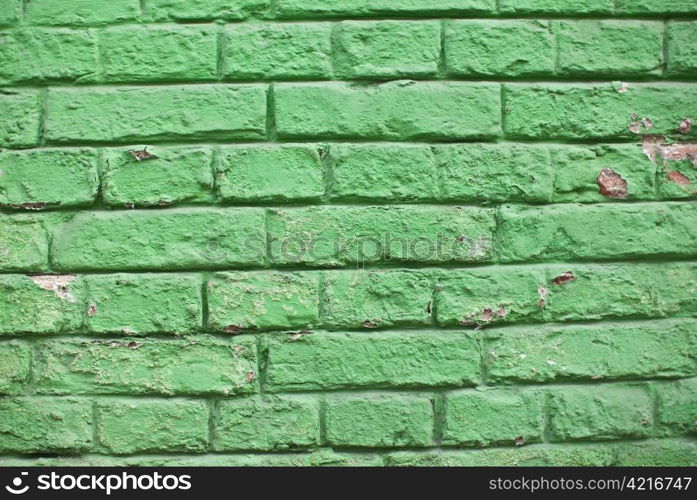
[597,168,628,199]
[29,275,78,302]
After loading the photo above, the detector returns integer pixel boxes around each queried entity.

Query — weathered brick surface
[0,2,695,467]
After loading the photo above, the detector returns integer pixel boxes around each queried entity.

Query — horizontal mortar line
[2,315,696,342]
[7,79,697,90]
[5,255,697,277]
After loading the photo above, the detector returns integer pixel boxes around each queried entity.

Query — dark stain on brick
[597,168,628,199]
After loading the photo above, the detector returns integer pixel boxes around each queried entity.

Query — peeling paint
[597,168,628,199]
[29,275,77,302]
[551,271,576,286]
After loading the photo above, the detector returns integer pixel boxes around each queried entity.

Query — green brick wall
[0,0,696,467]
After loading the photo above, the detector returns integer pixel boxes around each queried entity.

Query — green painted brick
[216,145,324,202]
[275,82,501,140]
[435,266,546,327]
[667,22,697,76]
[213,395,319,451]
[541,263,697,322]
[556,21,663,77]
[435,143,553,203]
[496,203,697,262]
[0,275,84,334]
[443,388,544,447]
[487,320,697,384]
[102,26,217,83]
[102,146,214,207]
[504,83,697,140]
[657,378,697,436]
[0,341,31,394]
[267,206,496,266]
[548,384,653,441]
[25,0,139,25]
[613,440,697,466]
[145,0,270,21]
[329,144,437,202]
[224,23,332,80]
[46,85,267,143]
[0,29,98,84]
[0,0,21,26]
[34,336,258,396]
[97,399,209,454]
[0,397,92,453]
[84,273,202,334]
[264,331,481,391]
[614,0,697,15]
[51,208,266,271]
[0,215,49,271]
[0,148,99,209]
[322,270,432,329]
[334,21,440,79]
[325,393,433,448]
[445,20,554,77]
[275,0,495,18]
[551,144,656,202]
[499,0,613,14]
[0,90,42,148]
[207,272,319,332]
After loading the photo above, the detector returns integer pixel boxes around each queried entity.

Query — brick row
[3,21,697,85]
[0,378,693,453]
[2,142,696,210]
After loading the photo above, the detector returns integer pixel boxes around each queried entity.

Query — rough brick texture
[0,0,696,467]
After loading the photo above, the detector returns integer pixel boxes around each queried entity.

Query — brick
[435,143,553,203]
[499,0,613,14]
[334,21,440,79]
[541,263,697,322]
[275,82,500,140]
[267,206,496,266]
[0,29,98,84]
[207,272,320,332]
[0,90,42,147]
[0,0,21,26]
[496,203,697,263]
[0,275,84,334]
[275,0,495,18]
[613,440,697,466]
[329,144,437,202]
[34,336,258,396]
[145,0,269,21]
[487,320,697,384]
[551,144,656,202]
[435,266,546,327]
[25,0,139,25]
[84,273,201,334]
[102,146,214,207]
[657,378,697,436]
[548,384,653,441]
[0,215,49,272]
[223,23,331,80]
[614,0,697,15]
[443,388,544,446]
[325,393,433,448]
[446,20,554,77]
[556,21,662,77]
[0,398,92,453]
[97,399,208,454]
[322,270,432,329]
[264,331,481,391]
[504,83,697,140]
[0,341,31,394]
[51,208,266,271]
[102,26,217,83]
[216,145,324,202]
[667,22,697,76]
[0,148,99,209]
[46,85,267,143]
[213,395,319,451]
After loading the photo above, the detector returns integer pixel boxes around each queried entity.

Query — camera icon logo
[5,472,29,495]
